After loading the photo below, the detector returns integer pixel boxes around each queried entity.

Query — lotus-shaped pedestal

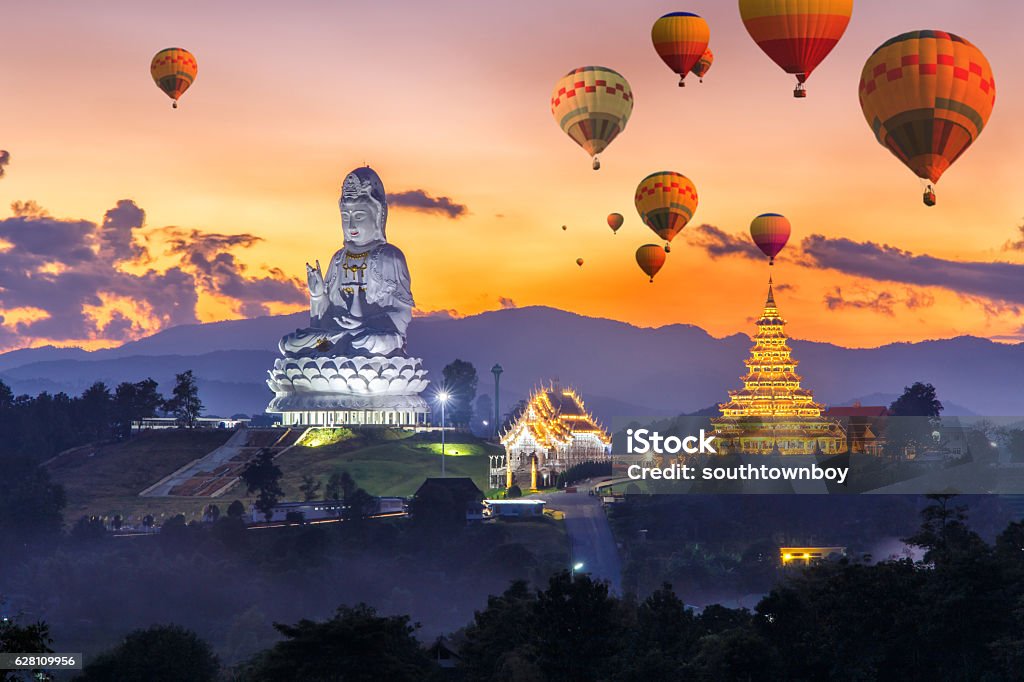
[266,355,430,412]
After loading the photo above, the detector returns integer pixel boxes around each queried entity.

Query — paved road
[541,490,623,594]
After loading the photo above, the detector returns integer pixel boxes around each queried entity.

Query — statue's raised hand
[306,260,324,296]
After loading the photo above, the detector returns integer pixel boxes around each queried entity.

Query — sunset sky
[2,0,1023,352]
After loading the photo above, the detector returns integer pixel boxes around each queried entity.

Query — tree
[501,399,528,433]
[531,571,628,681]
[409,482,462,529]
[889,382,943,417]
[474,393,493,437]
[299,474,321,502]
[441,359,478,427]
[241,449,283,522]
[0,458,66,546]
[243,604,434,682]
[78,624,219,682]
[506,484,522,499]
[78,381,113,441]
[905,493,984,564]
[112,378,164,439]
[460,581,537,681]
[1008,429,1024,463]
[165,370,203,428]
[0,604,53,682]
[226,500,245,519]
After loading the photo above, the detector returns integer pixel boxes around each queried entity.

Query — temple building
[494,383,611,489]
[711,280,846,455]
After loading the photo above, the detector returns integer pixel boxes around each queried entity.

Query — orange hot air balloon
[576,258,585,267]
[551,66,634,170]
[738,0,853,97]
[634,171,699,245]
[150,48,198,108]
[750,213,791,265]
[690,48,714,82]
[651,12,711,87]
[636,245,667,283]
[607,213,624,234]
[858,30,996,206]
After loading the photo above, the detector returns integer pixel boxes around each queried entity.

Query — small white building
[484,499,546,518]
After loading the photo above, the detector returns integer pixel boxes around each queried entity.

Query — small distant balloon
[551,66,634,170]
[607,213,624,234]
[750,213,791,265]
[690,48,714,82]
[562,225,568,231]
[651,12,711,87]
[636,245,667,282]
[576,258,585,267]
[150,47,198,108]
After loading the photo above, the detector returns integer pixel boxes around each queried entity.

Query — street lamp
[438,390,450,477]
[571,561,584,582]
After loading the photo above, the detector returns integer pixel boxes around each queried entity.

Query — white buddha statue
[280,166,414,358]
[266,166,429,422]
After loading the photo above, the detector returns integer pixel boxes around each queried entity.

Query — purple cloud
[0,200,304,349]
[686,224,764,261]
[801,235,1024,306]
[389,189,467,219]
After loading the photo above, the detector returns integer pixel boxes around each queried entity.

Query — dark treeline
[5,496,1023,681]
[0,371,201,462]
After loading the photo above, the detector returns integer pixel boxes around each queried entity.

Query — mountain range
[1,306,1021,421]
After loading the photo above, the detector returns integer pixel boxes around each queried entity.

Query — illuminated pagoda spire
[711,278,844,455]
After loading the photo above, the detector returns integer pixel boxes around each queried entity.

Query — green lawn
[259,437,499,499]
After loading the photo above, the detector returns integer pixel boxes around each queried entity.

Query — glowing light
[438,391,449,403]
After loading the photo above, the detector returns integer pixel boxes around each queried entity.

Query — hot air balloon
[691,48,714,82]
[651,12,711,87]
[634,171,699,245]
[738,0,853,97]
[150,48,198,108]
[551,66,634,170]
[858,30,996,206]
[562,225,568,231]
[576,258,585,267]
[750,213,791,265]
[607,213,624,234]
[636,245,667,282]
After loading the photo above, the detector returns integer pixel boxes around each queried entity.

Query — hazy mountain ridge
[1,306,1021,420]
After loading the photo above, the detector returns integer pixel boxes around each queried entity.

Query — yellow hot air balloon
[634,172,698,244]
[151,48,198,108]
[551,66,634,170]
[651,12,711,87]
[636,245,667,283]
[739,0,853,97]
[858,31,996,206]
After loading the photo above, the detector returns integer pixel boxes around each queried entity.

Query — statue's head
[339,166,388,248]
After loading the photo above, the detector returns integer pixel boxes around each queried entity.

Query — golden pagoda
[711,279,845,455]
[495,383,611,489]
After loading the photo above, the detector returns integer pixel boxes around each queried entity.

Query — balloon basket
[793,86,807,98]
[923,189,936,207]
[172,101,178,109]
[592,157,600,171]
